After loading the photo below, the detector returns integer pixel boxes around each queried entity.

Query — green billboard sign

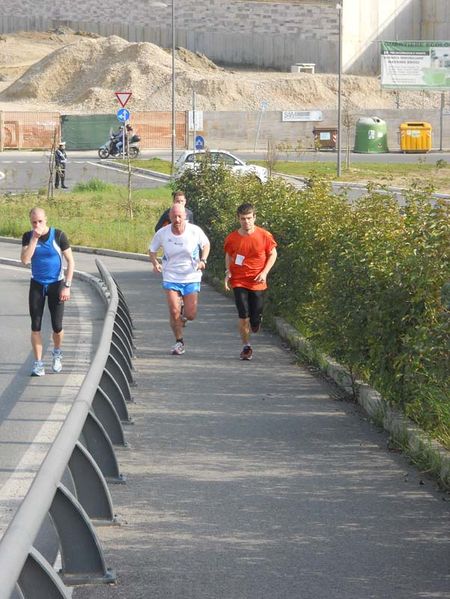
[381,41,450,90]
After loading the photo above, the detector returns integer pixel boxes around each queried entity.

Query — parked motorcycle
[98,133,141,159]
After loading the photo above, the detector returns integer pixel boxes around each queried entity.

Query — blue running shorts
[162,281,201,296]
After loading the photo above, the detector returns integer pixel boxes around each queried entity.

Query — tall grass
[0,182,173,253]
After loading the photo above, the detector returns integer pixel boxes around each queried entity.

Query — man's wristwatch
[64,281,72,288]
[201,259,207,265]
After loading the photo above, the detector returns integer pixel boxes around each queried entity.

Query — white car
[175,150,269,183]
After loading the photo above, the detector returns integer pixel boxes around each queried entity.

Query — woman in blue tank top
[21,207,75,377]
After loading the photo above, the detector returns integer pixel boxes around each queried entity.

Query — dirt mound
[175,47,223,73]
[0,33,443,113]
[0,30,97,83]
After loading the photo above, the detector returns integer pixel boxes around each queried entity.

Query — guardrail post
[99,369,131,423]
[110,339,134,385]
[81,412,125,482]
[90,389,127,447]
[117,302,134,339]
[68,442,116,523]
[114,278,134,326]
[113,328,133,366]
[17,548,70,598]
[106,354,133,403]
[49,484,116,585]
[113,320,134,358]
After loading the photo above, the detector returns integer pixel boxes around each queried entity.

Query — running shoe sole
[171,343,185,355]
[52,360,62,373]
[31,364,45,376]
[52,351,63,373]
[240,347,253,361]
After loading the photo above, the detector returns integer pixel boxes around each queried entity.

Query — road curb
[101,160,171,180]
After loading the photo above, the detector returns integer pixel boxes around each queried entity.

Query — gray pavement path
[0,241,449,599]
[70,250,449,599]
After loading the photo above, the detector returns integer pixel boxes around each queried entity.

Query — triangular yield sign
[115,92,132,108]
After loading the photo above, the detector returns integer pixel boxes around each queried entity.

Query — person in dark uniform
[54,141,68,189]
[154,190,194,232]
[21,207,75,376]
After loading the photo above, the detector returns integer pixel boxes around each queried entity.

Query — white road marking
[0,285,94,527]
[85,160,167,181]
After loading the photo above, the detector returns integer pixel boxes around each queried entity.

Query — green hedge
[179,163,450,447]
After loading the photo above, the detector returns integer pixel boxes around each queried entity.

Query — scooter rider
[115,124,133,155]
[110,126,124,156]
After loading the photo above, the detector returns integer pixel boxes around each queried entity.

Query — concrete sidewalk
[64,252,450,599]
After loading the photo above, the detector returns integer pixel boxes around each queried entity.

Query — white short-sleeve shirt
[149,223,209,283]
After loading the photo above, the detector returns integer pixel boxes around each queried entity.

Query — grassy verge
[260,159,450,193]
[0,179,172,254]
[120,157,172,174]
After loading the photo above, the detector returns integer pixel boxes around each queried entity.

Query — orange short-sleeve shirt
[224,226,277,291]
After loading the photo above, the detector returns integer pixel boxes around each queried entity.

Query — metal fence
[0,111,187,150]
[0,112,60,150]
[0,258,135,599]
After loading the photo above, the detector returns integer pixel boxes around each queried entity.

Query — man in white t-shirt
[149,204,210,355]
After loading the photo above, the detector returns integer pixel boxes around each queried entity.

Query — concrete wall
[0,0,338,37]
[199,109,448,152]
[422,0,450,39]
[0,1,338,72]
[343,0,422,74]
[0,1,449,74]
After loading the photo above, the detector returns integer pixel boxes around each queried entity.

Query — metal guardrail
[0,259,135,599]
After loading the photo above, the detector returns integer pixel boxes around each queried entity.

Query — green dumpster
[354,116,389,153]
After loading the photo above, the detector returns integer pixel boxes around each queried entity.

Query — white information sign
[188,110,204,131]
[381,41,450,90]
[282,110,323,122]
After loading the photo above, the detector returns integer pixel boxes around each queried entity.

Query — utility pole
[337,2,343,178]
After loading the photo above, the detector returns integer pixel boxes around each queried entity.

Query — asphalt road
[2,149,450,202]
[0,151,168,193]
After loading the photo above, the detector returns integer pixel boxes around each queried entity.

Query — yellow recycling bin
[399,122,432,153]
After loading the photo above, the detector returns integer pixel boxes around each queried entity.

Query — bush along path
[178,162,450,479]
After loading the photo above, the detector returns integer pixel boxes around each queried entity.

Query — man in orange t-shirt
[224,202,277,361]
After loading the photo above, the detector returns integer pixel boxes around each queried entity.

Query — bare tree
[265,137,278,177]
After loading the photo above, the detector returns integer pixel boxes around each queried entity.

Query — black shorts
[29,279,65,333]
[232,287,265,327]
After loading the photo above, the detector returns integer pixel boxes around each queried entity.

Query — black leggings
[233,287,265,328]
[29,279,64,333]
